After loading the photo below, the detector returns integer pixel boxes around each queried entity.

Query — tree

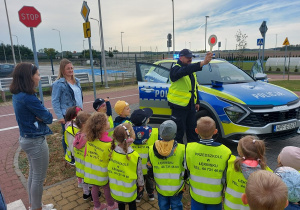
[44,48,57,58]
[235,29,248,68]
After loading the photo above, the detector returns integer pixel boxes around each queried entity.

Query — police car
[135,58,300,141]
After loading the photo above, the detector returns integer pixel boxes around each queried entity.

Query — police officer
[167,49,213,143]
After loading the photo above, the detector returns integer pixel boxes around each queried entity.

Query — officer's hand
[200,52,213,67]
[105,97,109,102]
[195,104,200,111]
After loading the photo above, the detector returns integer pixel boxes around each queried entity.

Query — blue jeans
[61,123,66,154]
[19,136,49,210]
[0,187,7,210]
[191,197,222,210]
[157,192,183,210]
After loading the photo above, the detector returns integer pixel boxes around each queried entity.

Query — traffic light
[167,33,172,48]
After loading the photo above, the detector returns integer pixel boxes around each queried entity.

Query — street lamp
[172,0,175,55]
[52,28,63,59]
[121,32,124,58]
[205,15,209,52]
[4,0,16,65]
[12,35,22,63]
[0,41,7,63]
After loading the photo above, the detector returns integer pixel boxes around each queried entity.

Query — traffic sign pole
[30,27,44,104]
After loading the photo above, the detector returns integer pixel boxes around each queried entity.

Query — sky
[1,0,300,54]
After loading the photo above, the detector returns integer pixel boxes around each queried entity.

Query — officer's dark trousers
[171,108,199,144]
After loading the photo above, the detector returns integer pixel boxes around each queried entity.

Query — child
[242,170,289,210]
[130,108,158,202]
[277,146,300,171]
[186,116,231,210]
[108,123,144,210]
[73,111,92,200]
[64,106,82,165]
[113,100,131,127]
[224,135,272,210]
[147,120,186,210]
[93,97,114,137]
[83,112,118,210]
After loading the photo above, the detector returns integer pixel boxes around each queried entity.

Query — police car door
[136,62,171,122]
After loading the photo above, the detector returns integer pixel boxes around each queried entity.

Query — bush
[276,67,281,72]
[295,65,298,72]
[268,66,272,71]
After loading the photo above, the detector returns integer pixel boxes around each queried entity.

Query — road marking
[0,126,19,131]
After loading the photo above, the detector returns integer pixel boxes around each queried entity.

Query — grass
[269,80,300,91]
[18,122,76,186]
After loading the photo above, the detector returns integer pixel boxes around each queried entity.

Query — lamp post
[205,15,209,52]
[121,32,124,58]
[172,0,175,55]
[0,41,7,63]
[4,0,16,66]
[52,28,63,59]
[12,35,22,63]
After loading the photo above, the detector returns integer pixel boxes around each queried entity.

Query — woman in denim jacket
[51,59,83,158]
[10,63,54,210]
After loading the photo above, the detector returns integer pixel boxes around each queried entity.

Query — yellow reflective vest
[224,155,273,210]
[84,139,111,186]
[186,142,231,204]
[108,150,140,203]
[106,115,114,137]
[131,127,158,175]
[64,126,80,162]
[149,143,185,196]
[167,64,198,107]
[73,133,86,179]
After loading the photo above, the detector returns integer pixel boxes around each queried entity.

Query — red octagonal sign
[18,6,41,28]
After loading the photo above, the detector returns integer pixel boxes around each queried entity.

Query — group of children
[62,98,300,210]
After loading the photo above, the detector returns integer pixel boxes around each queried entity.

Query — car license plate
[273,122,297,132]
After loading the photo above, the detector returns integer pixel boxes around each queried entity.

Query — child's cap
[131,108,153,126]
[160,120,177,141]
[114,100,129,115]
[93,98,105,111]
[275,166,300,202]
[279,146,300,171]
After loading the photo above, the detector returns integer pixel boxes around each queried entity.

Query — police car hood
[211,81,298,106]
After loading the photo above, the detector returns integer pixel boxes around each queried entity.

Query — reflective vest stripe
[84,172,108,182]
[190,186,222,198]
[226,186,243,198]
[156,180,184,192]
[75,157,85,165]
[76,168,85,176]
[142,164,147,171]
[74,156,85,178]
[168,88,191,98]
[154,172,183,179]
[224,199,250,210]
[139,153,148,159]
[190,174,221,185]
[109,177,136,188]
[85,162,108,173]
[110,188,136,198]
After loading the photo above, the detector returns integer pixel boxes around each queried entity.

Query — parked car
[0,64,14,78]
[136,58,300,141]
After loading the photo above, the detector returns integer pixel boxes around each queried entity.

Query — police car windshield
[197,62,254,85]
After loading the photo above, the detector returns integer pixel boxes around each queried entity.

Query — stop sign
[18,6,41,28]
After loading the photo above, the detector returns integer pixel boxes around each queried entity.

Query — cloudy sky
[1,0,300,53]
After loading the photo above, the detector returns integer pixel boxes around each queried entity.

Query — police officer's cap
[179,49,193,58]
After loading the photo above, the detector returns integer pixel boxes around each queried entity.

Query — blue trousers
[191,197,222,210]
[157,192,183,210]
[19,136,49,210]
[61,123,66,154]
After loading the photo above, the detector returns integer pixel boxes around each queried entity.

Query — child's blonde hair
[245,170,288,210]
[83,112,108,141]
[75,112,91,130]
[111,123,135,160]
[234,135,267,171]
[196,116,216,139]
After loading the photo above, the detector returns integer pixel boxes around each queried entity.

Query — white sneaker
[42,204,55,210]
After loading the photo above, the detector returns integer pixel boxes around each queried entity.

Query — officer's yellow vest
[73,133,86,178]
[131,128,158,175]
[107,116,114,137]
[224,155,273,210]
[167,64,197,107]
[186,142,231,204]
[149,143,185,196]
[64,126,80,162]
[84,139,111,186]
[108,150,139,203]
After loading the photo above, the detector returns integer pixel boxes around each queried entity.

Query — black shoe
[148,193,155,201]
[136,189,144,203]
[83,191,92,200]
[91,191,102,202]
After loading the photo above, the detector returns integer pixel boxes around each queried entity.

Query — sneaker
[78,182,83,188]
[148,193,155,201]
[83,191,92,200]
[93,203,108,210]
[136,188,144,203]
[41,204,55,210]
[107,202,118,210]
[66,160,75,166]
[91,191,102,202]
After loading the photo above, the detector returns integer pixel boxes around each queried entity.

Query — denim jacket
[51,77,82,120]
[13,92,53,138]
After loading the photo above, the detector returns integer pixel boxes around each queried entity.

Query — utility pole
[205,15,209,52]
